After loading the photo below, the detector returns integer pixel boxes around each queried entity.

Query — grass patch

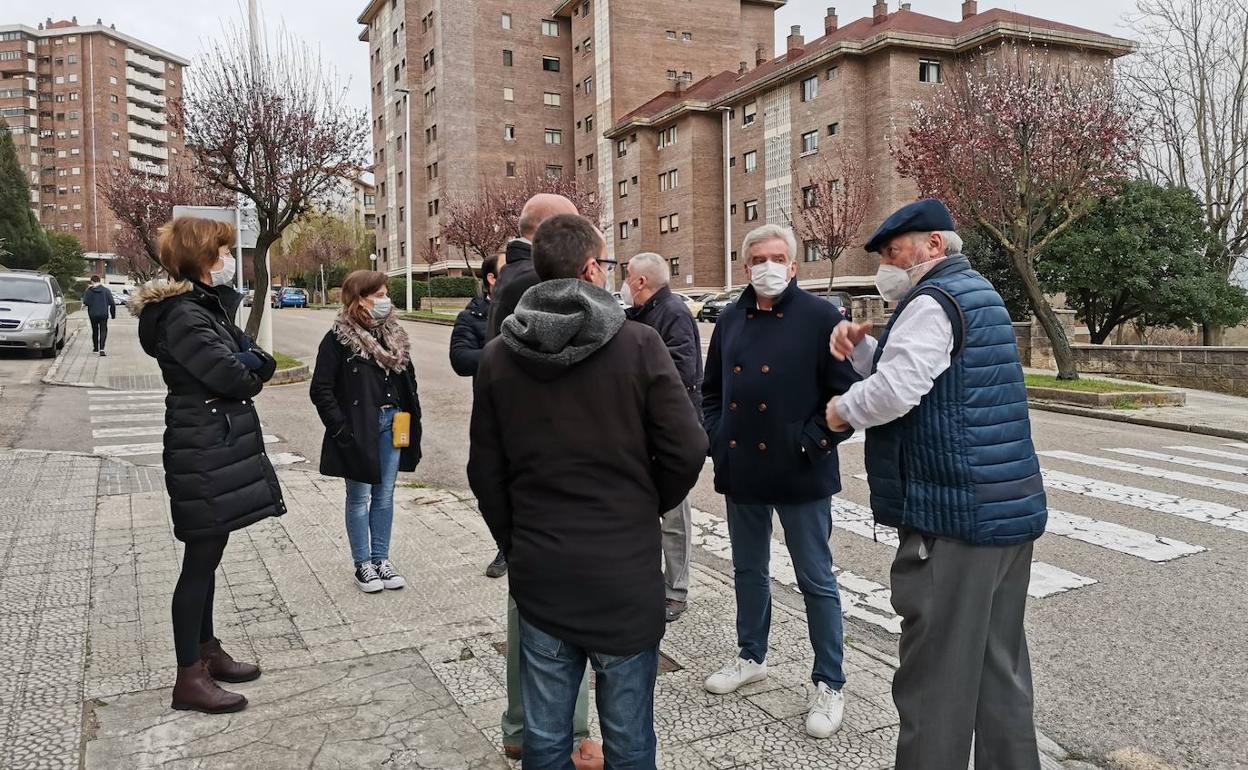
[1025,374,1159,393]
[400,481,430,489]
[1110,397,1143,410]
[272,351,304,371]
[401,310,459,322]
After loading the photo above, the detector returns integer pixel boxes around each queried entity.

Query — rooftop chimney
[962,1,978,19]
[755,44,767,66]
[71,15,77,24]
[786,25,805,55]
[900,2,911,9]
[825,7,838,34]
[873,1,888,24]
[739,60,749,75]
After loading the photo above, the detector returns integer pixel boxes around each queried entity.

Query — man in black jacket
[470,215,706,769]
[449,253,501,379]
[82,275,116,356]
[485,193,578,341]
[623,252,702,623]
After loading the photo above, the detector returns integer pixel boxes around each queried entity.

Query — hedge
[388,276,479,310]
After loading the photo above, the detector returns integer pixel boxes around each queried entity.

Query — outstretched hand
[829,321,874,361]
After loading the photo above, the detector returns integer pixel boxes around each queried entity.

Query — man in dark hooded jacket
[82,275,116,355]
[469,214,706,770]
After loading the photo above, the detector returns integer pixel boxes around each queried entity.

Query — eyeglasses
[580,258,618,276]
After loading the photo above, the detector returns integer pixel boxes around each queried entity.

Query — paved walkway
[44,312,164,390]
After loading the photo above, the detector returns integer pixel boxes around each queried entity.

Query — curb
[399,314,457,327]
[269,364,311,386]
[1030,400,1248,441]
[41,325,95,388]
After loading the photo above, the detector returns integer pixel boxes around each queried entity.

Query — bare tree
[442,181,510,262]
[496,160,604,235]
[176,22,368,337]
[895,47,1135,379]
[1128,0,1248,343]
[787,143,875,293]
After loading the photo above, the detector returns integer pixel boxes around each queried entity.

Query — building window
[682,32,692,42]
[743,150,757,173]
[744,199,758,221]
[801,75,818,102]
[804,241,820,263]
[801,130,818,155]
[682,71,692,81]
[503,87,514,101]
[617,139,627,158]
[730,204,737,215]
[425,88,436,107]
[619,221,630,240]
[581,1,591,17]
[503,49,513,66]
[666,30,676,40]
[585,114,593,133]
[667,69,677,80]
[826,66,839,81]
[502,13,512,29]
[584,76,594,94]
[423,49,435,70]
[827,122,840,136]
[618,180,628,198]
[542,56,560,72]
[543,91,561,107]
[546,165,563,178]
[743,101,757,126]
[504,124,515,140]
[731,250,738,261]
[67,54,78,64]
[108,76,117,85]
[802,185,816,209]
[920,59,942,83]
[670,213,680,232]
[660,215,670,234]
[658,125,678,148]
[582,38,592,53]
[545,129,562,145]
[506,161,516,177]
[586,153,594,170]
[542,20,559,37]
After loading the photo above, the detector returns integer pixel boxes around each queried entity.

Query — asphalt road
[3,307,1246,769]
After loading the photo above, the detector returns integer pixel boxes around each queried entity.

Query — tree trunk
[1201,323,1225,346]
[245,232,278,338]
[1011,248,1079,379]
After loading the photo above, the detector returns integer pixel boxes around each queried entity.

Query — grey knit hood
[501,278,625,378]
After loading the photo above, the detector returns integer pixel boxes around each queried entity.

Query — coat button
[353,367,358,373]
[758,403,768,413]
[820,439,829,447]
[758,442,767,451]
[761,365,771,374]
[776,312,784,319]
[211,408,217,414]
[729,440,737,449]
[732,365,742,374]
[729,402,738,411]
[353,400,359,406]
[747,313,755,320]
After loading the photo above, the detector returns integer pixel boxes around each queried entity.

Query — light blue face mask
[369,297,393,320]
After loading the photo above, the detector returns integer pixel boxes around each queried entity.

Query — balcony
[126,66,166,93]
[125,48,165,76]
[0,53,35,76]
[126,84,165,109]
[129,156,167,176]
[126,101,165,125]
[129,139,168,161]
[128,120,168,143]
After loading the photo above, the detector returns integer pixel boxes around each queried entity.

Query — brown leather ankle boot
[171,660,247,713]
[200,638,261,683]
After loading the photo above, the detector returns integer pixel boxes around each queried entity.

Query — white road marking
[1043,509,1204,562]
[268,452,306,466]
[1040,451,1248,496]
[88,389,165,396]
[1105,447,1248,477]
[90,413,166,424]
[85,394,166,403]
[1168,445,1248,464]
[690,507,903,634]
[94,435,279,457]
[92,426,164,439]
[1228,443,1248,451]
[88,403,165,413]
[830,497,1097,597]
[1042,468,1248,535]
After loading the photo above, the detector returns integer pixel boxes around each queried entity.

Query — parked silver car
[0,271,69,358]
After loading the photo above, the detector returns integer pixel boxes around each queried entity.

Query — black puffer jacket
[132,279,285,542]
[449,295,489,377]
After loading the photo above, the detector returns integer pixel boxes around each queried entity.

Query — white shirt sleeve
[848,335,879,379]
[836,295,955,431]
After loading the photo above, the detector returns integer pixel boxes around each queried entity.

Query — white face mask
[369,297,393,320]
[210,256,236,287]
[750,261,791,299]
[620,278,635,307]
[874,258,942,303]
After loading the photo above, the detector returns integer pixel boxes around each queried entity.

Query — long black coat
[449,295,489,377]
[133,279,285,542]
[310,329,422,484]
[626,286,703,420]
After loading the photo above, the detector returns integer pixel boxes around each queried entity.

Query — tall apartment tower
[0,17,187,271]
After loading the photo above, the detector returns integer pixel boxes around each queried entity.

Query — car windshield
[0,277,52,303]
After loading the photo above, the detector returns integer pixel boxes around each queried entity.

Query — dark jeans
[518,613,658,770]
[90,317,109,351]
[726,496,846,689]
[171,535,229,667]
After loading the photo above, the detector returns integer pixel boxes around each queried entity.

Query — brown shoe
[199,638,261,683]
[171,660,247,713]
[573,738,604,770]
[502,745,522,760]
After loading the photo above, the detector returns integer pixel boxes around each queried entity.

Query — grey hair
[741,224,798,262]
[910,230,963,256]
[628,252,671,286]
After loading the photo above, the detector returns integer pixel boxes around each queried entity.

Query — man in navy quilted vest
[825,199,1048,770]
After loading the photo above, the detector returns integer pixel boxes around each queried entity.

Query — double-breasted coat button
[732,365,743,374]
[758,403,768,413]
[729,402,738,411]
[776,312,784,319]
[820,439,829,448]
[729,440,738,449]
[353,399,359,406]
[761,364,771,374]
[758,442,768,451]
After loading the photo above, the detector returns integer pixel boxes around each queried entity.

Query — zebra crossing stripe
[94,435,280,457]
[87,394,166,403]
[1042,468,1248,535]
[90,413,166,424]
[829,498,1097,598]
[88,403,164,413]
[1167,445,1248,464]
[88,390,165,396]
[690,507,903,634]
[92,426,164,439]
[1228,443,1248,451]
[1040,450,1248,496]
[1106,448,1248,477]
[1043,509,1204,562]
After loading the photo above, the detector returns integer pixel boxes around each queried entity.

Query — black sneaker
[354,562,383,593]
[665,599,688,622]
[373,559,406,590]
[99,351,107,357]
[485,550,508,578]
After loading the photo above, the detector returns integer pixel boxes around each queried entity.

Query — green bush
[430,276,479,297]
[388,276,478,310]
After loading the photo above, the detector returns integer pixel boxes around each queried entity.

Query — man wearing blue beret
[825,199,1047,770]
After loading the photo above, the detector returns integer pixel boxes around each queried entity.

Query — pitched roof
[614,71,742,127]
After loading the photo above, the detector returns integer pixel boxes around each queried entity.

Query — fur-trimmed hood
[128,279,194,317]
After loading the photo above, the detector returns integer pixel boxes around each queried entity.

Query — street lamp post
[719,106,733,292]
[395,87,414,313]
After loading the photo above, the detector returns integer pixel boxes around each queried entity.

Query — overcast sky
[17,0,1138,113]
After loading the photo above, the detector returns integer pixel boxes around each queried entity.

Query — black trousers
[171,535,229,667]
[89,317,109,351]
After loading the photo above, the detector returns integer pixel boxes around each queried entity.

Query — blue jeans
[726,496,846,689]
[345,407,400,564]
[518,614,658,770]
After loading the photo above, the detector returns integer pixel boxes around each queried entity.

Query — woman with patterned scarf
[310,270,423,593]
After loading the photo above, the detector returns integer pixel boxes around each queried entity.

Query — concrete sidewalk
[43,311,164,390]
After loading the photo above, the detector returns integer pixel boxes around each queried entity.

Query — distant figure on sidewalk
[701,224,860,740]
[131,216,284,715]
[826,199,1048,770]
[622,252,702,623]
[82,274,115,356]
[310,270,422,595]
[470,215,706,769]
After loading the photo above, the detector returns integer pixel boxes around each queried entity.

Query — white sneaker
[374,559,406,590]
[354,562,384,593]
[805,682,845,738]
[704,657,768,694]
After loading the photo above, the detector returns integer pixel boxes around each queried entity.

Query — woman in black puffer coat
[131,216,285,715]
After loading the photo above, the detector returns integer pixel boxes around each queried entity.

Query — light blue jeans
[345,407,400,564]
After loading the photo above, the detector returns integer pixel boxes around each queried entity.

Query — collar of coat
[128,279,240,318]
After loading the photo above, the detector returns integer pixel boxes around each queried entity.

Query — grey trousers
[661,497,692,602]
[502,595,590,748]
[891,530,1040,770]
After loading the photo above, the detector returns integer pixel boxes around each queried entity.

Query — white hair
[628,252,671,286]
[741,224,797,262]
[910,230,963,256]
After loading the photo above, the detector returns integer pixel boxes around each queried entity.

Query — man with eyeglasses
[470,214,705,769]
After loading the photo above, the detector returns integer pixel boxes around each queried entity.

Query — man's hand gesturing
[829,321,874,361]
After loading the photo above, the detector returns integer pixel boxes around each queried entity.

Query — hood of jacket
[84,284,110,297]
[131,279,242,357]
[505,238,532,265]
[129,278,194,318]
[500,279,625,380]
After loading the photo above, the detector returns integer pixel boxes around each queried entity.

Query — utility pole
[247,0,273,350]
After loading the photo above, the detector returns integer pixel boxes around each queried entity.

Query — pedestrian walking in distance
[469,214,706,770]
[310,270,422,595]
[826,199,1047,770]
[82,274,115,356]
[702,223,860,739]
[622,252,703,623]
[130,216,284,714]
